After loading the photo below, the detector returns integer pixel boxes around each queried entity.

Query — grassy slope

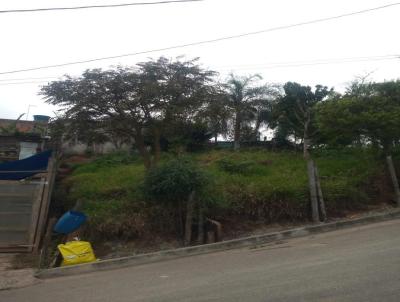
[197,149,382,220]
[63,148,387,240]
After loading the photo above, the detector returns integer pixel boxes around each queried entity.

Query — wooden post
[32,155,57,253]
[314,164,327,222]
[386,155,400,206]
[197,206,204,245]
[38,217,57,269]
[72,199,83,211]
[41,155,57,228]
[206,231,215,244]
[233,111,241,151]
[206,218,222,242]
[307,159,320,223]
[184,191,196,246]
[28,178,47,253]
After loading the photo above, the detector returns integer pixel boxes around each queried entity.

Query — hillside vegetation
[44,59,400,244]
[58,148,393,242]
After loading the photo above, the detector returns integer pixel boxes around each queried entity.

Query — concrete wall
[62,141,132,155]
[0,135,43,162]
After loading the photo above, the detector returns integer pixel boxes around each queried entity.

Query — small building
[0,116,50,162]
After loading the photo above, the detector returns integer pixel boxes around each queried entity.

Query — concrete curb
[36,209,400,279]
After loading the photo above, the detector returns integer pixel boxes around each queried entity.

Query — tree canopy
[41,57,217,168]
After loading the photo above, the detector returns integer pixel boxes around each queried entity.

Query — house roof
[0,119,36,133]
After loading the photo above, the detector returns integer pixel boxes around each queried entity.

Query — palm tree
[225,74,270,150]
[199,86,231,143]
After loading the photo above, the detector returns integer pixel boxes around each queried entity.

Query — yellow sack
[58,241,96,266]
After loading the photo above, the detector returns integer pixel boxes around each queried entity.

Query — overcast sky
[0,0,399,120]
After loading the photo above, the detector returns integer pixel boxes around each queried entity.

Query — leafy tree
[135,57,216,159]
[224,74,272,150]
[198,86,231,143]
[41,67,156,166]
[160,120,212,152]
[317,80,400,205]
[272,82,332,158]
[252,84,282,142]
[318,81,400,151]
[49,112,114,152]
[315,98,362,147]
[272,82,332,222]
[344,72,375,98]
[41,57,217,168]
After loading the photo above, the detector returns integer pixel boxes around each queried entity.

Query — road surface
[1,219,400,302]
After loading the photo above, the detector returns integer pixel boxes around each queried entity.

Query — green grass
[314,149,383,210]
[62,148,384,239]
[197,148,381,219]
[68,164,145,201]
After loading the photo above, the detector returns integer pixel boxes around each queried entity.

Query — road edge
[36,208,400,279]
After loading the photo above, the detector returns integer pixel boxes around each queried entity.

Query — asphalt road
[2,219,400,302]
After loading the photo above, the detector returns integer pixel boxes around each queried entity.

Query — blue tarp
[0,150,52,180]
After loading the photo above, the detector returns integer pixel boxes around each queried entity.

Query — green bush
[143,158,209,204]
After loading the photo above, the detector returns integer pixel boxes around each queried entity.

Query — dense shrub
[142,157,212,241]
[143,158,209,204]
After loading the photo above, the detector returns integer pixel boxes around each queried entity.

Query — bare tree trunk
[303,109,312,159]
[234,111,241,151]
[184,191,196,246]
[206,218,222,242]
[254,116,261,142]
[153,126,161,166]
[307,159,320,223]
[303,137,311,159]
[177,202,184,240]
[303,112,319,222]
[111,138,121,150]
[197,206,204,244]
[134,127,152,169]
[386,155,400,206]
[214,134,218,144]
[314,164,327,221]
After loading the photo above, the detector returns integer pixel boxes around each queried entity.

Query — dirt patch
[63,155,92,165]
[373,170,396,204]
[93,236,181,260]
[8,254,39,270]
[329,202,395,220]
[220,219,305,241]
[89,203,396,261]
[41,201,396,268]
[0,269,40,291]
[0,254,40,291]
